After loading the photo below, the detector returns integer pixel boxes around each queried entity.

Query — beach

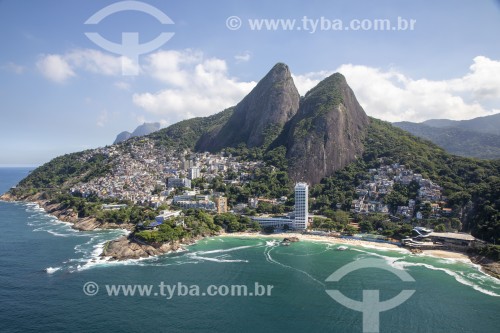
[221,231,472,261]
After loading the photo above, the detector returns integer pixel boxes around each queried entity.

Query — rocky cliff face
[279,73,369,185]
[198,63,300,152]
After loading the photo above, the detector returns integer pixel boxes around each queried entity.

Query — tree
[332,210,349,226]
[385,191,407,214]
[418,202,433,219]
[312,217,326,228]
[257,201,273,214]
[359,220,374,233]
[434,224,446,232]
[343,225,357,236]
[394,224,413,239]
[322,219,338,232]
[250,221,261,232]
[450,218,462,232]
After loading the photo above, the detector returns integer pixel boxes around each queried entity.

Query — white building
[252,216,293,229]
[155,210,182,223]
[251,182,309,231]
[293,182,308,230]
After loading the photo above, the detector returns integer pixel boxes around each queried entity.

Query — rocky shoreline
[469,255,500,280]
[102,235,203,260]
[1,192,134,231]
[0,192,204,260]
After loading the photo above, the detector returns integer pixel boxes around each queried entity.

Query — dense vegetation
[311,118,500,243]
[11,151,112,198]
[49,193,158,224]
[134,210,260,244]
[149,107,234,150]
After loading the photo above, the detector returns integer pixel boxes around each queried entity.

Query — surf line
[264,245,325,287]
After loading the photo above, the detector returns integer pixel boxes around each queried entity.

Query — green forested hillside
[12,151,113,197]
[312,118,500,242]
[150,107,234,150]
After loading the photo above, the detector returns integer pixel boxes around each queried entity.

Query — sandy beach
[220,231,471,261]
[420,249,470,260]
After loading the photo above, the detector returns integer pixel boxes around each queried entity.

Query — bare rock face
[280,73,370,185]
[199,63,300,151]
[102,236,182,260]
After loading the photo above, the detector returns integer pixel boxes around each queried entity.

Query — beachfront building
[251,182,309,231]
[427,232,477,248]
[293,182,308,230]
[252,216,293,229]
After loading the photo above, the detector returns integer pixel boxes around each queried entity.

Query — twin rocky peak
[195,63,368,185]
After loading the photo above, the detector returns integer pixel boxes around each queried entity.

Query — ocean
[0,167,499,333]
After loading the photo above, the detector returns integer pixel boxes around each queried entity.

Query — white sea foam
[196,245,255,255]
[350,247,500,297]
[358,243,410,254]
[186,245,255,263]
[398,261,499,297]
[45,229,72,237]
[188,254,248,263]
[45,267,61,274]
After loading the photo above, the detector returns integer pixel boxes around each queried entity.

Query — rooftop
[429,232,476,241]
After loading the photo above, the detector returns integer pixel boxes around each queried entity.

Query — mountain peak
[269,62,291,73]
[197,63,300,151]
[281,72,370,184]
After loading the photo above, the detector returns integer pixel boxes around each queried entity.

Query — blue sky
[1,0,500,165]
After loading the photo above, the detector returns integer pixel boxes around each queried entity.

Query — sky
[1,0,500,166]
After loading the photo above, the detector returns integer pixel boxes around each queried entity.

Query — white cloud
[133,50,256,124]
[234,51,251,63]
[447,56,500,100]
[292,70,333,96]
[37,54,75,83]
[292,56,500,122]
[37,49,137,82]
[146,49,202,86]
[35,48,500,123]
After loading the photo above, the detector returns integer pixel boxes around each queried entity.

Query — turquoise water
[0,168,499,333]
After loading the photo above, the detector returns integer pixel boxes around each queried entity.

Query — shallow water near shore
[1,168,499,332]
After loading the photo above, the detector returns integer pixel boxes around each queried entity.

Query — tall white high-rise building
[293,182,309,230]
